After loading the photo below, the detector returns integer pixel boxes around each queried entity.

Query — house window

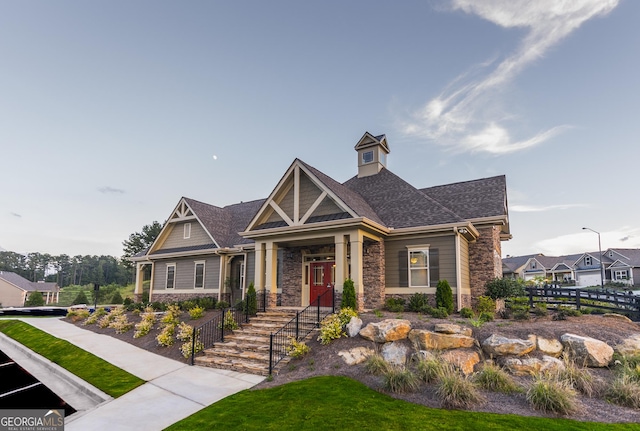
[239,262,245,291]
[408,247,430,288]
[531,261,536,269]
[194,261,205,288]
[585,256,592,266]
[184,223,191,239]
[362,150,374,164]
[313,266,324,285]
[614,270,628,280]
[166,264,176,289]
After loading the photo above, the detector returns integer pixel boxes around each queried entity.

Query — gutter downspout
[455,228,463,311]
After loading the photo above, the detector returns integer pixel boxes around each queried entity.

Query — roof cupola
[355,132,389,178]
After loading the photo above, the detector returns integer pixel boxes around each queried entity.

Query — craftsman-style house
[131,132,510,310]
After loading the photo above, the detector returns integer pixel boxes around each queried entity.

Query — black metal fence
[268,288,335,375]
[525,286,640,320]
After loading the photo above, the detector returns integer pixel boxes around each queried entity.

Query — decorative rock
[504,356,565,376]
[346,317,363,338]
[337,347,374,365]
[434,323,472,337]
[359,319,412,343]
[560,333,613,367]
[537,336,564,358]
[408,329,475,350]
[381,341,409,365]
[440,350,480,375]
[412,350,436,362]
[615,334,640,356]
[603,313,633,323]
[482,334,535,357]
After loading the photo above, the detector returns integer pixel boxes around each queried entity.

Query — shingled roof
[343,168,465,228]
[0,271,59,292]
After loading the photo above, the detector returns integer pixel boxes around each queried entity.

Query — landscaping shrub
[364,353,390,375]
[83,307,107,326]
[532,303,548,316]
[475,296,496,314]
[245,282,257,315]
[25,291,45,307]
[384,297,405,312]
[484,277,525,300]
[156,324,175,347]
[526,374,577,415]
[459,307,474,319]
[338,307,358,326]
[196,296,217,310]
[473,363,520,393]
[110,291,124,304]
[286,337,310,359]
[478,311,494,322]
[428,307,449,319]
[559,359,599,397]
[436,280,453,315]
[606,375,640,409]
[72,290,89,305]
[407,293,429,312]
[216,301,230,310]
[317,314,345,345]
[220,309,239,330]
[188,305,205,320]
[161,304,182,326]
[134,307,156,338]
[341,278,356,309]
[382,365,419,393]
[436,366,484,409]
[66,309,90,322]
[415,355,446,384]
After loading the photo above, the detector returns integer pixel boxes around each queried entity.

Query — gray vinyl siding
[245,252,256,286]
[154,256,221,291]
[160,221,213,249]
[385,235,457,288]
[633,268,640,287]
[298,173,322,215]
[279,184,295,219]
[313,196,342,217]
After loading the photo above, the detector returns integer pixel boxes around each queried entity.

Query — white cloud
[510,203,588,212]
[402,0,619,154]
[98,186,125,194]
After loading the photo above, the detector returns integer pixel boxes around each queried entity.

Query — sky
[1,0,639,259]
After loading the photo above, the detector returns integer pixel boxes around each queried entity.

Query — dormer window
[585,256,592,266]
[362,150,374,164]
[531,261,536,269]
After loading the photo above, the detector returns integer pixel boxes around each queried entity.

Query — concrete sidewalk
[15,318,265,430]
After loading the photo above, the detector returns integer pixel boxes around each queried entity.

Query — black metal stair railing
[268,288,335,375]
[189,306,250,366]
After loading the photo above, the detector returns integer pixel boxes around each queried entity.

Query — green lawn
[165,376,640,431]
[0,320,144,397]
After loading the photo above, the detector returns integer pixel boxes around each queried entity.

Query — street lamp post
[582,227,605,289]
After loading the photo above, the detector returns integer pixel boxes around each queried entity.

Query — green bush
[475,296,496,314]
[436,280,453,315]
[341,279,356,310]
[216,301,230,310]
[478,311,494,322]
[286,337,310,359]
[459,307,474,319]
[245,282,257,315]
[188,305,205,320]
[407,293,429,312]
[384,297,405,312]
[72,290,89,305]
[484,277,525,300]
[317,314,345,345]
[111,291,124,304]
[338,307,358,326]
[25,291,45,307]
[428,307,449,319]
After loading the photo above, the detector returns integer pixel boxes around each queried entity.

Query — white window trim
[194,260,206,289]
[614,269,628,280]
[184,223,191,239]
[166,263,176,289]
[408,245,430,288]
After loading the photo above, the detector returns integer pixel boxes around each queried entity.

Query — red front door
[309,261,334,306]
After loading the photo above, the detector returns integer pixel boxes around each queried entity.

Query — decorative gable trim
[354,131,389,153]
[607,259,631,269]
[245,160,358,232]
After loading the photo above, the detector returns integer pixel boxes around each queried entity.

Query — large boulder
[537,336,564,358]
[434,323,472,337]
[560,333,613,367]
[504,356,565,376]
[337,347,374,365]
[615,334,640,356]
[381,341,410,365]
[359,319,412,343]
[482,334,535,357]
[440,350,480,375]
[603,313,633,323]
[346,317,363,338]
[408,329,475,350]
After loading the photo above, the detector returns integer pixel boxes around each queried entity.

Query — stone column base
[134,293,143,303]
[267,292,278,309]
[356,293,365,312]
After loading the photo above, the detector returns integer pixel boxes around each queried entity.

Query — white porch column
[334,235,346,293]
[134,262,147,302]
[265,241,278,308]
[350,231,364,310]
[254,242,265,291]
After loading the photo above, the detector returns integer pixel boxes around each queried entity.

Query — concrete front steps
[194,310,300,376]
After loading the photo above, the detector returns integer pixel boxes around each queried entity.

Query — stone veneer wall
[362,240,385,310]
[280,247,303,307]
[469,226,503,307]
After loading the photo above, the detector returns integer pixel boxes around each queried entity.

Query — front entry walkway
[13,318,264,431]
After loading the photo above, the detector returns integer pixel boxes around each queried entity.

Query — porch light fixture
[582,227,605,289]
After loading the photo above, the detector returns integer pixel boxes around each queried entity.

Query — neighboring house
[502,248,640,287]
[0,271,60,307]
[131,132,511,310]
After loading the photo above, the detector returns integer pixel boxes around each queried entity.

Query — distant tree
[25,291,45,307]
[122,221,163,267]
[72,290,89,305]
[111,290,124,304]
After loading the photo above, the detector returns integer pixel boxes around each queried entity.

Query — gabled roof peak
[354,131,389,153]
